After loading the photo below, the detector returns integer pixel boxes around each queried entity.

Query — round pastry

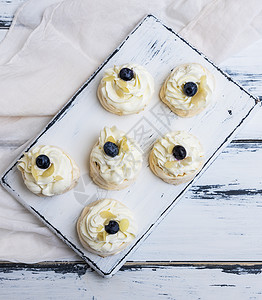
[149,131,204,185]
[97,63,154,115]
[17,145,80,196]
[90,126,143,190]
[160,63,215,117]
[77,198,137,257]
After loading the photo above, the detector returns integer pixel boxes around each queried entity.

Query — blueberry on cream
[103,141,119,157]
[183,82,198,97]
[97,64,154,115]
[105,220,119,234]
[172,145,187,160]
[77,198,137,257]
[36,154,50,169]
[119,67,134,81]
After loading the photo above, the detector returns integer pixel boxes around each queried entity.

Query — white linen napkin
[0,0,261,263]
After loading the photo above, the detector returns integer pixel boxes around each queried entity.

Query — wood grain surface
[0,0,262,297]
[1,262,262,300]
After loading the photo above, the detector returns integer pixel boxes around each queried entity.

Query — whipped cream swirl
[97,64,154,115]
[17,145,79,196]
[78,199,137,255]
[90,126,143,185]
[161,63,215,111]
[152,131,204,177]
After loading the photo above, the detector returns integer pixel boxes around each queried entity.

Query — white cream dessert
[97,64,154,115]
[77,198,137,257]
[17,145,80,196]
[160,63,215,117]
[90,126,143,190]
[149,131,204,184]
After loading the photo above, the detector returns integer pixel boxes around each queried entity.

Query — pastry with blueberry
[89,126,143,190]
[97,64,154,115]
[160,63,215,117]
[17,145,80,196]
[77,198,137,257]
[149,131,204,184]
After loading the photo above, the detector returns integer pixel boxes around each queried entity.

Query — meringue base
[149,150,203,185]
[89,143,137,190]
[159,86,208,118]
[76,199,132,257]
[20,150,80,197]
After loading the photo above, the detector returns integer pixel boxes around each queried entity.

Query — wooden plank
[219,39,262,140]
[221,39,262,97]
[0,262,262,299]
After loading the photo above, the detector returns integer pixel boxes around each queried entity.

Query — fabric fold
[180,0,262,63]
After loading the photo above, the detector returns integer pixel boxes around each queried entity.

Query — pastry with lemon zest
[17,145,80,196]
[149,131,204,185]
[160,63,215,117]
[77,198,137,256]
[97,64,154,115]
[90,126,143,190]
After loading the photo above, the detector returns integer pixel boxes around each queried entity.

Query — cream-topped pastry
[90,126,143,190]
[149,131,204,184]
[77,198,137,257]
[97,64,154,115]
[17,145,80,196]
[160,63,215,117]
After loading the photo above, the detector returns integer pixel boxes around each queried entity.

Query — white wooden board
[1,15,260,277]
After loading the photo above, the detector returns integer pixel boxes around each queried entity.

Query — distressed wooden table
[0,1,262,298]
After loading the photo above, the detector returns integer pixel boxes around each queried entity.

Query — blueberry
[119,68,134,81]
[105,220,119,234]
[172,145,187,160]
[183,82,198,97]
[36,155,50,169]
[103,142,119,157]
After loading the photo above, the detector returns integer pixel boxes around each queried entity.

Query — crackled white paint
[1,264,262,300]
